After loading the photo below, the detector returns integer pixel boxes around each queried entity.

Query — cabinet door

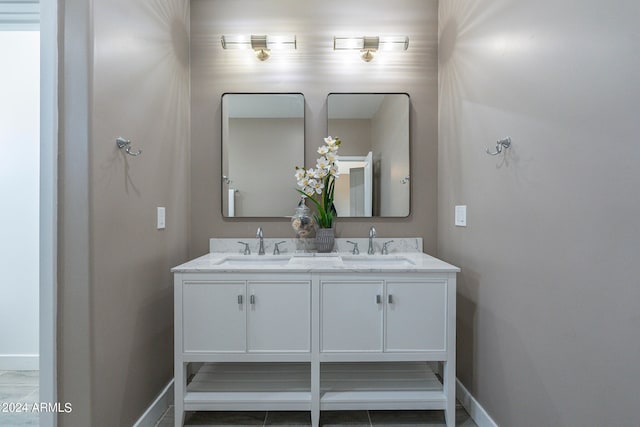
[385,281,447,352]
[182,282,246,352]
[321,281,384,352]
[247,281,311,352]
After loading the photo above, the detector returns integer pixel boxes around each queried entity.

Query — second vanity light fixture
[333,35,409,62]
[221,34,297,61]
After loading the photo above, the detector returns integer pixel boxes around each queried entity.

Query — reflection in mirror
[222,93,305,217]
[328,93,410,217]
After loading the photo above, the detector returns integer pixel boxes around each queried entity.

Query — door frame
[40,1,57,426]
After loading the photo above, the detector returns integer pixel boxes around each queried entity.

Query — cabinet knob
[237,294,243,305]
[250,294,256,305]
[388,294,394,304]
[376,294,382,304]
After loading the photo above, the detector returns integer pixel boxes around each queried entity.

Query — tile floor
[0,370,40,427]
[0,370,478,426]
[155,404,478,426]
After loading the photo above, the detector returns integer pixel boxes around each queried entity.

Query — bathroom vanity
[172,238,459,427]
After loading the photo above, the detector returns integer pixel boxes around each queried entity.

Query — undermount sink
[340,255,416,268]
[214,253,416,269]
[216,255,292,267]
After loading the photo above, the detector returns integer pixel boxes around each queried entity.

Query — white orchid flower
[316,168,328,178]
[312,180,325,194]
[298,177,310,188]
[293,137,343,229]
[316,157,330,170]
[326,136,341,147]
[308,168,321,179]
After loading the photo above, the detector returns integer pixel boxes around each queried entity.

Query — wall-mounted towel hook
[116,137,142,156]
[486,137,511,156]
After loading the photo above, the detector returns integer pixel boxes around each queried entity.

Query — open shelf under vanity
[184,361,446,412]
[320,362,446,410]
[185,362,312,411]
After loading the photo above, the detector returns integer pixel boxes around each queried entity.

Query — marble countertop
[171,251,460,274]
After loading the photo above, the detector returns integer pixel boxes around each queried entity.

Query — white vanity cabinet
[320,280,384,352]
[384,280,447,352]
[173,251,458,427]
[182,281,246,352]
[319,278,448,353]
[246,280,311,352]
[180,277,311,353]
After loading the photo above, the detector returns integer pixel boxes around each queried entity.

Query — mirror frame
[221,92,306,219]
[327,92,411,218]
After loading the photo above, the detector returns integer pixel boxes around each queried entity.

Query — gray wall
[58,0,191,425]
[328,119,372,157]
[438,1,640,425]
[190,0,439,256]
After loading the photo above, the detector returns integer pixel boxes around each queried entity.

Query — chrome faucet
[368,226,376,255]
[256,227,265,255]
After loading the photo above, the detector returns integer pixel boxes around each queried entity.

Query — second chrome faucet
[256,227,265,255]
[368,226,376,254]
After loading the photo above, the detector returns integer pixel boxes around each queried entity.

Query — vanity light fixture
[333,35,409,62]
[221,34,297,61]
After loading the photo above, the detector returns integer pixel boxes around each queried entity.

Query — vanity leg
[443,360,455,427]
[311,359,320,427]
[311,278,321,427]
[174,362,187,427]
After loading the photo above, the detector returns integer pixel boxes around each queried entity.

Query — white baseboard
[132,379,174,427]
[456,378,499,427]
[0,354,39,370]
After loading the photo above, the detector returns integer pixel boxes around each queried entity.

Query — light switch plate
[157,207,166,229]
[455,205,467,227]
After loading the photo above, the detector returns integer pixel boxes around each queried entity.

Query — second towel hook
[486,137,512,156]
[116,137,142,157]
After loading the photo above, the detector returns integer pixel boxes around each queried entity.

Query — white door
[247,281,311,352]
[320,281,384,352]
[182,282,246,352]
[385,281,447,352]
